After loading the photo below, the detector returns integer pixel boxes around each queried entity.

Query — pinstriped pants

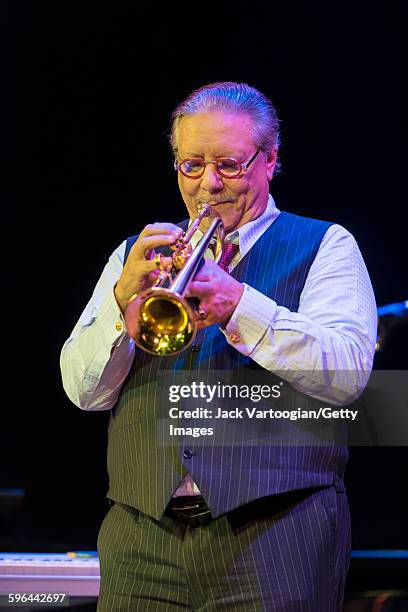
[96,486,350,611]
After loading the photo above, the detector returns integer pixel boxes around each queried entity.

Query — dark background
[1,0,407,556]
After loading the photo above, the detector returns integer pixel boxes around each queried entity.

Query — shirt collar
[188,193,280,257]
[226,194,280,257]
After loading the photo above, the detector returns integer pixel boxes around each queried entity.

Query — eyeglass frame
[174,149,261,179]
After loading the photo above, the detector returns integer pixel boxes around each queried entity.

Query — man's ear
[265,148,278,181]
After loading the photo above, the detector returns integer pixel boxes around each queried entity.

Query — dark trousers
[96,486,350,611]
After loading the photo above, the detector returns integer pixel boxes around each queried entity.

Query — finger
[185,281,209,300]
[147,269,163,284]
[195,312,215,329]
[195,304,209,321]
[139,223,183,238]
[188,269,212,283]
[150,255,173,272]
[146,257,173,282]
[195,319,211,330]
[141,259,167,275]
[161,256,174,272]
[187,260,219,283]
[146,252,173,266]
[131,235,179,259]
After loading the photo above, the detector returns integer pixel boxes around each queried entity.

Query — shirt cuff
[221,283,278,354]
[96,288,131,347]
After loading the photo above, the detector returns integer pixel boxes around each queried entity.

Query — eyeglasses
[174,150,260,179]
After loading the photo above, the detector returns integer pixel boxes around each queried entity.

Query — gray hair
[170,82,280,168]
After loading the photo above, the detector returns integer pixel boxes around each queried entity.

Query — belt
[165,495,213,527]
[164,486,327,529]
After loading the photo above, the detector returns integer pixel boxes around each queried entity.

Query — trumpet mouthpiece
[196,203,212,217]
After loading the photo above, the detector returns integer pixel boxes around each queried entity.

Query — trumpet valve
[171,238,193,270]
[172,242,193,270]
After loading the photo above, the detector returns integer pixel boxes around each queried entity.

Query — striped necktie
[218,243,239,272]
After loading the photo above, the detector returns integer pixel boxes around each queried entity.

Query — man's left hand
[185,259,244,329]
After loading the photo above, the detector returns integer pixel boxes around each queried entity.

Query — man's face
[176,111,277,233]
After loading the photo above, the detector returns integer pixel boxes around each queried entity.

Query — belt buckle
[172,507,212,527]
[169,497,213,526]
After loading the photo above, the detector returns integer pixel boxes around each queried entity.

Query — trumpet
[124,203,225,356]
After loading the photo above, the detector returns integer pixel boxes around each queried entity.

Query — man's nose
[199,163,224,192]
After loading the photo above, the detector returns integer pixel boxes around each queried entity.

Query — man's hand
[114,223,182,314]
[185,259,244,329]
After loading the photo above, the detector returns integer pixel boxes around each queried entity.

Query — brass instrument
[124,203,225,356]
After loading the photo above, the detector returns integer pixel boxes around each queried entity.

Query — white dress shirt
[61,194,377,404]
[60,195,377,494]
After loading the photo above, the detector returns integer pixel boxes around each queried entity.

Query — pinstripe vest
[106,212,348,520]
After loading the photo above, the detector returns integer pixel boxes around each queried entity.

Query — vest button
[191,344,201,352]
[183,449,193,459]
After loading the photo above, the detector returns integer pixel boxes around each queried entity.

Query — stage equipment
[0,552,100,597]
[125,203,224,356]
[376,299,408,352]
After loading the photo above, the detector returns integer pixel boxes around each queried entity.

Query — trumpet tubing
[124,205,224,356]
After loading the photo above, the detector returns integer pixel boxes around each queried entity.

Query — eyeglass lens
[180,158,241,177]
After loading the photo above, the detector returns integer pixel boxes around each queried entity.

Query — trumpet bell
[124,205,224,356]
[125,287,196,356]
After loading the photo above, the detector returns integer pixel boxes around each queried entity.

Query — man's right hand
[114,223,182,314]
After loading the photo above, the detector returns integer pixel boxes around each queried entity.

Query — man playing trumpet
[61,82,377,610]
